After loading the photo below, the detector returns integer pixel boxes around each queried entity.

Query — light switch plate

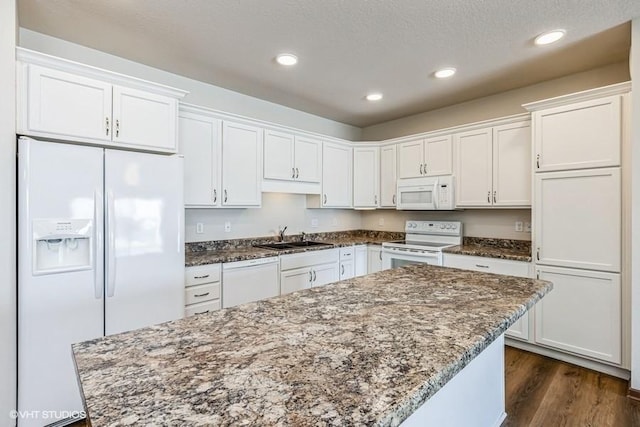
[515,221,524,232]
[378,217,385,226]
[311,218,319,228]
[196,223,204,234]
[224,221,231,232]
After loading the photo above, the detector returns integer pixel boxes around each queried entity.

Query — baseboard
[505,339,630,380]
[628,388,640,402]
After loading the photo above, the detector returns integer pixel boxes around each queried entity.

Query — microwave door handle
[433,178,439,209]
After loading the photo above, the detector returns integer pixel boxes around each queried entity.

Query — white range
[382,221,463,269]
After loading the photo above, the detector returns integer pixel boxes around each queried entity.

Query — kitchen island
[72,265,552,426]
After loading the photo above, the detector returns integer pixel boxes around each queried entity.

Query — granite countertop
[185,231,404,267]
[73,264,552,427]
[443,237,532,262]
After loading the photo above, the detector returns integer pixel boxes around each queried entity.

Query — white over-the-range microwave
[396,175,456,210]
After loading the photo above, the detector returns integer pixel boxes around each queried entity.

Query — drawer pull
[194,292,210,298]
[475,264,490,268]
[194,274,210,279]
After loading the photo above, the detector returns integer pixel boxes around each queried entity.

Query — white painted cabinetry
[532,95,621,172]
[353,146,379,208]
[184,264,222,317]
[523,83,628,372]
[442,253,532,340]
[339,247,355,280]
[379,145,397,207]
[398,135,452,179]
[263,130,321,188]
[355,245,368,277]
[308,142,352,208]
[221,121,262,207]
[367,246,383,274]
[178,107,221,207]
[18,50,186,153]
[455,120,531,207]
[534,168,620,272]
[280,249,340,294]
[534,266,621,364]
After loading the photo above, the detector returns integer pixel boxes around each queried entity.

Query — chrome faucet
[278,226,288,242]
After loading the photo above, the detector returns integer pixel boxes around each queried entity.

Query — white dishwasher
[222,256,280,308]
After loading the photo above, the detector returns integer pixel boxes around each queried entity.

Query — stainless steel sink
[286,241,333,247]
[253,241,333,250]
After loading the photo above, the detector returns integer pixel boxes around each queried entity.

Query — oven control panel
[405,221,462,236]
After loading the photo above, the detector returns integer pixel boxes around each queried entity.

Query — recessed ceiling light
[534,29,566,46]
[366,93,383,101]
[434,68,456,79]
[275,53,298,66]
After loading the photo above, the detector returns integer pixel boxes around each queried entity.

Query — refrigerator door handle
[94,190,103,299]
[106,190,117,297]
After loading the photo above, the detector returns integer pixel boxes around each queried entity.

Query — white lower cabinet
[368,246,383,274]
[280,249,340,294]
[355,245,368,277]
[534,265,621,364]
[339,246,355,280]
[443,254,531,340]
[184,264,222,316]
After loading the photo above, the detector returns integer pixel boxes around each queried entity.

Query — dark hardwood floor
[70,347,640,426]
[504,346,640,426]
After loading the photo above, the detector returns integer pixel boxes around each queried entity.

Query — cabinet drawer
[185,282,221,305]
[339,246,354,261]
[185,299,221,317]
[185,264,221,286]
[443,254,530,278]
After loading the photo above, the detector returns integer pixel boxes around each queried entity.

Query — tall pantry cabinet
[524,83,630,368]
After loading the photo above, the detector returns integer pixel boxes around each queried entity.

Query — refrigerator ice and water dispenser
[32,218,93,274]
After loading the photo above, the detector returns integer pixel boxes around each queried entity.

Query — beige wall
[1,2,17,426]
[186,193,362,242]
[630,18,640,391]
[362,209,531,241]
[362,62,630,141]
[18,29,362,141]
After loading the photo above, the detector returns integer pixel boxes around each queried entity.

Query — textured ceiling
[18,1,638,127]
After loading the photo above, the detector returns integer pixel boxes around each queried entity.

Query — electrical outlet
[378,217,385,226]
[332,217,338,226]
[525,222,532,232]
[311,218,319,228]
[224,221,231,232]
[196,223,204,234]
[515,221,524,232]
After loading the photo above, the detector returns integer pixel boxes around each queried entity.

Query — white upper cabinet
[534,168,620,272]
[398,136,452,179]
[398,139,424,179]
[221,121,262,207]
[455,120,531,208]
[294,136,322,183]
[492,121,532,206]
[455,128,493,206]
[112,86,177,152]
[533,95,621,172]
[322,142,352,207]
[25,64,112,142]
[353,146,379,208]
[17,49,187,153]
[262,130,321,193]
[379,144,397,207]
[178,108,221,207]
[263,129,295,181]
[424,135,453,176]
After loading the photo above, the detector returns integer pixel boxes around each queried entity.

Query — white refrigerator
[17,137,185,427]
